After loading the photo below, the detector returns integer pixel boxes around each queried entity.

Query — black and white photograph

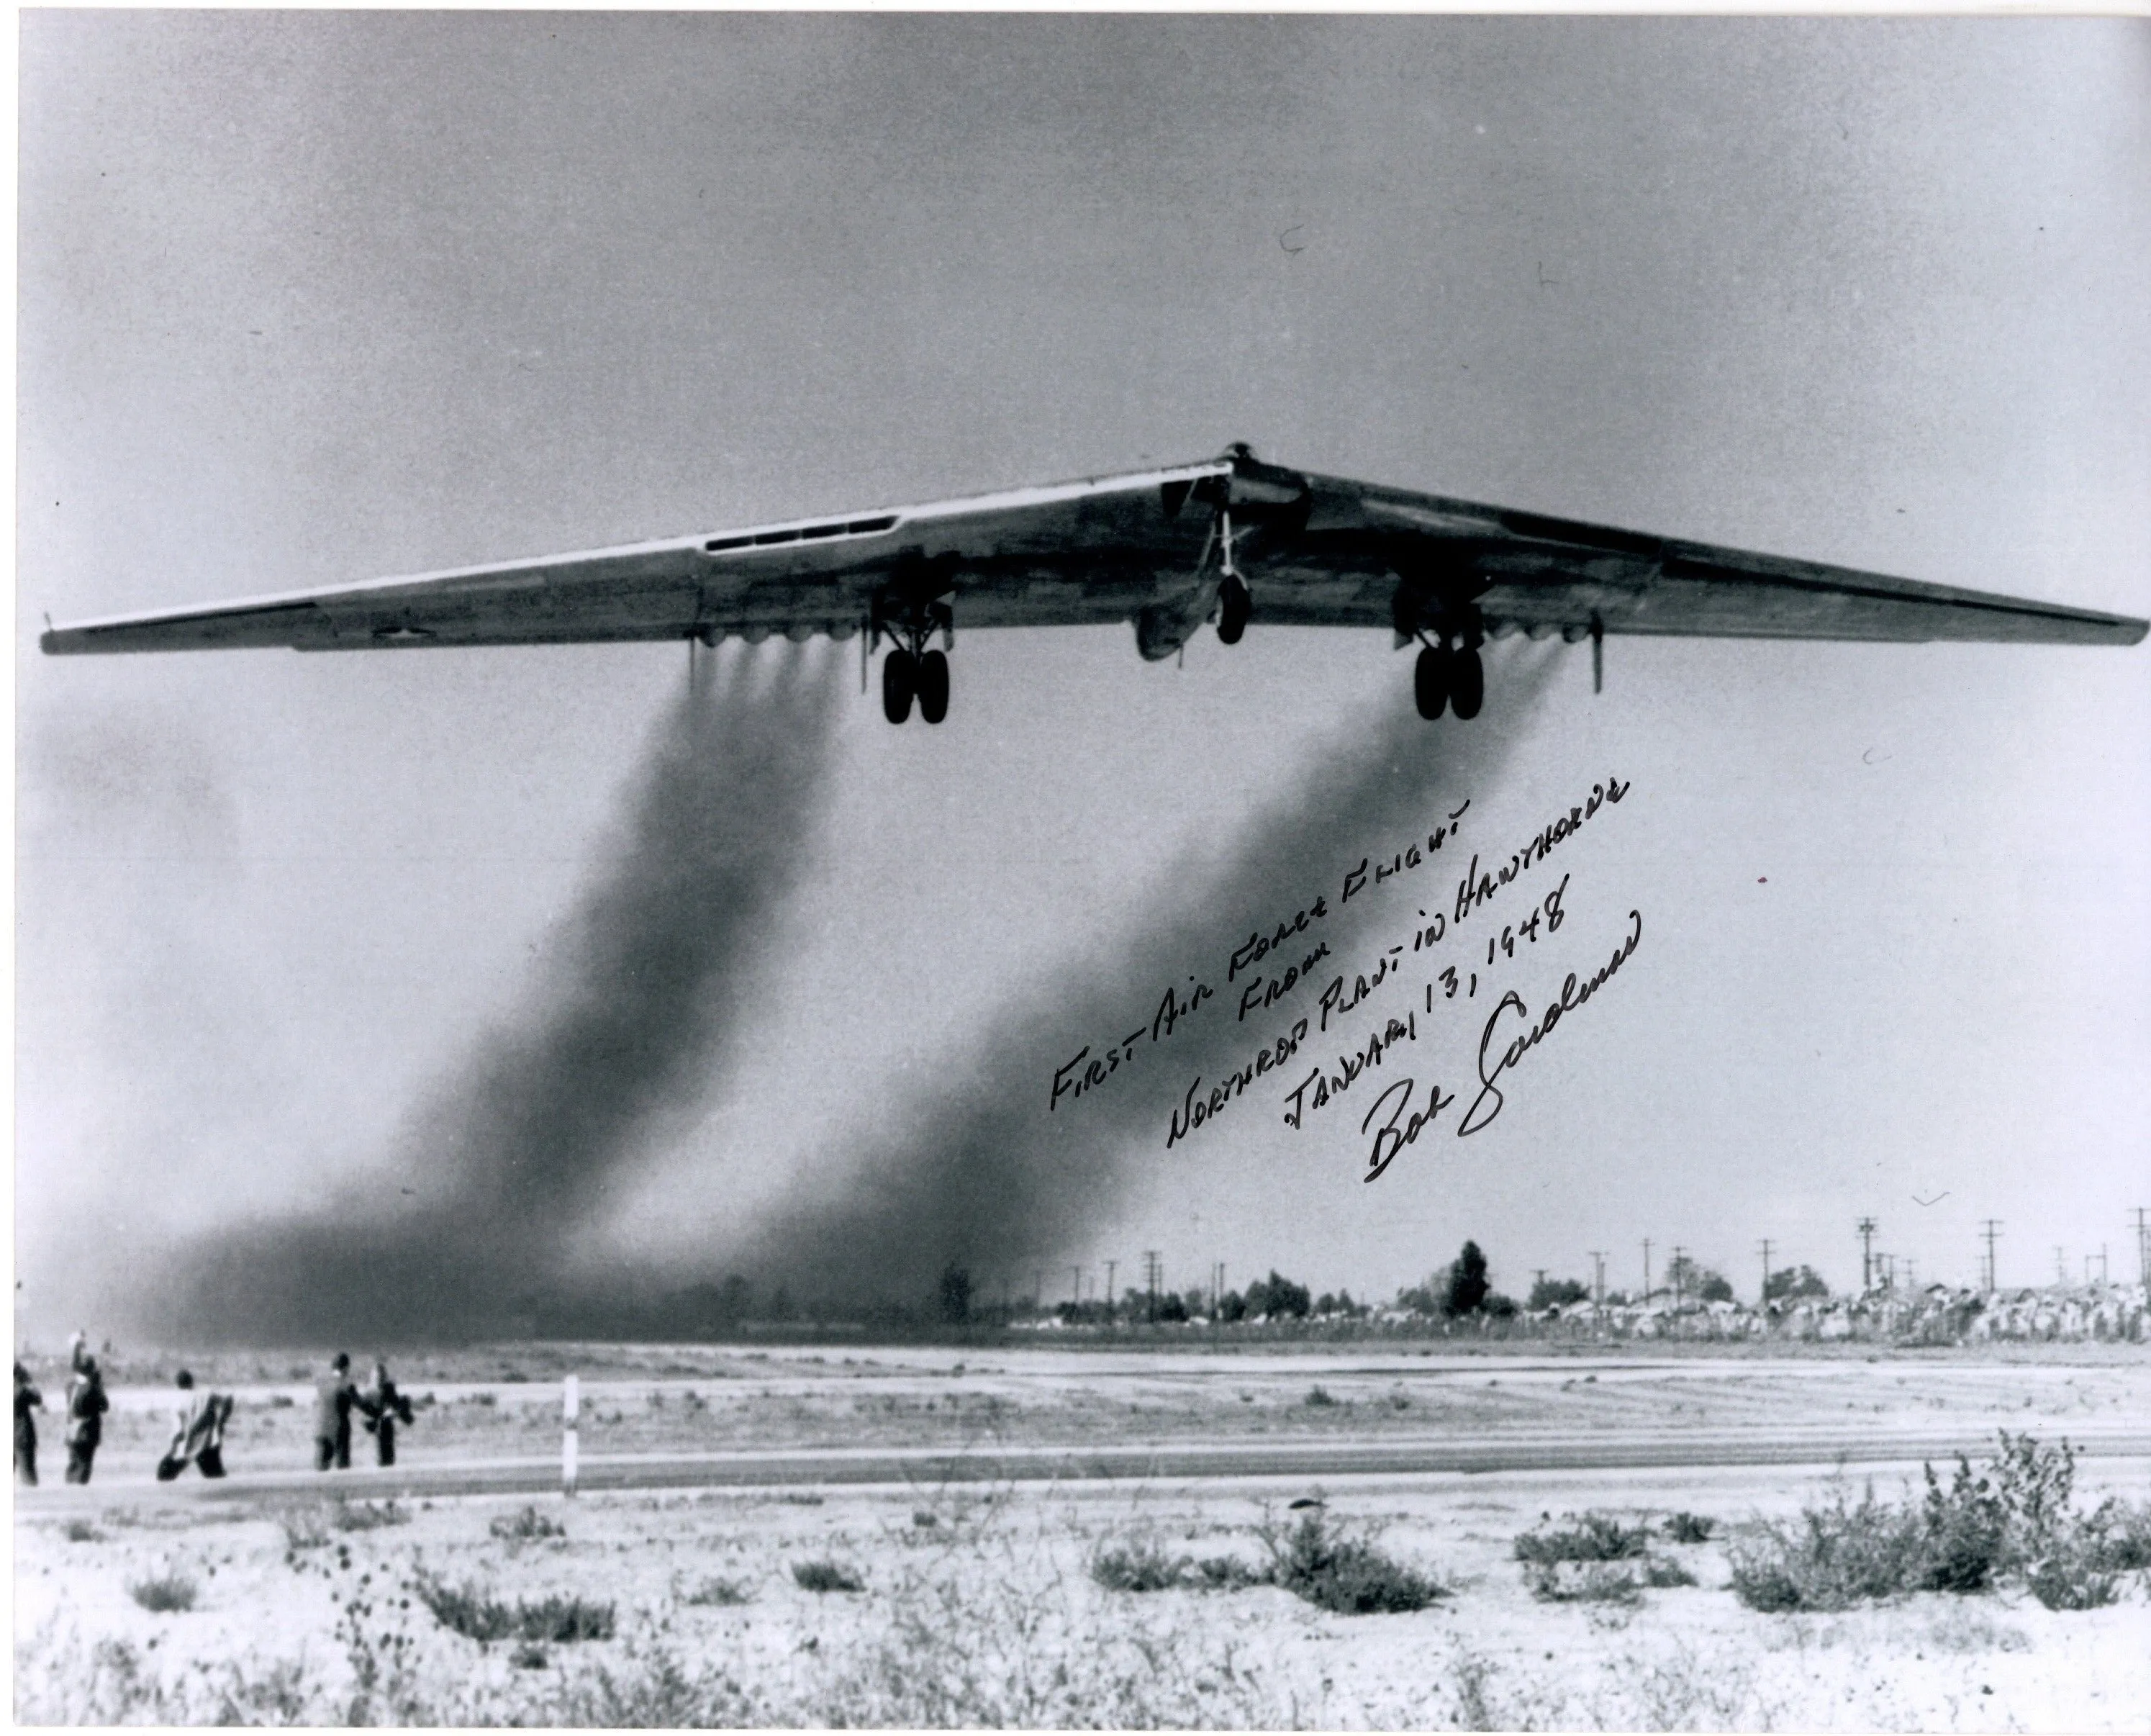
[14,12,2151,1727]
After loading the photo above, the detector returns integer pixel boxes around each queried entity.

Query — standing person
[155,1370,231,1480]
[314,1352,361,1471]
[361,1360,415,1468]
[14,1362,45,1486]
[63,1349,109,1484]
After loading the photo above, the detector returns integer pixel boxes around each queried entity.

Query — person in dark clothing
[14,1362,44,1486]
[63,1344,109,1485]
[155,1370,231,1480]
[360,1360,415,1468]
[314,1352,361,1470]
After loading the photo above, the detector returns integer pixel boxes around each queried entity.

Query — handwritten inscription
[1458,908,1644,1137]
[1282,1012,1418,1130]
[1360,1077,1459,1183]
[1454,777,1627,927]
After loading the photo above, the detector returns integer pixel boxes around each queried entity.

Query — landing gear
[883,648,916,725]
[1415,644,1449,720]
[1450,647,1484,720]
[915,649,949,725]
[1217,574,1251,646]
[1411,635,1484,722]
[872,589,954,726]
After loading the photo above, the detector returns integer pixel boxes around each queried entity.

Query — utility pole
[1671,1245,1687,1307]
[1857,1218,1878,1293]
[1642,1237,1653,1301]
[2054,1247,2067,1287]
[1588,1251,1606,1305]
[1905,1258,1918,1293]
[1980,1220,2003,1292]
[1104,1260,1117,1325]
[1757,1239,1775,1308]
[1144,1250,1160,1324]
[1072,1265,1083,1308]
[1033,1267,1046,1316]
[2134,1209,2150,1290]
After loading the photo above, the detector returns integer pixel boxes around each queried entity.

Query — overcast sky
[17,14,2150,1339]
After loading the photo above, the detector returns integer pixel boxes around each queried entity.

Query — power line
[1757,1238,1774,1308]
[1857,1218,1878,1293]
[1980,1220,2003,1292]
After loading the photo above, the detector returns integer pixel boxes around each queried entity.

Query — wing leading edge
[41,448,2144,723]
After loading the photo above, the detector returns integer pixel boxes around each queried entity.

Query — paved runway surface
[30,1419,2151,1513]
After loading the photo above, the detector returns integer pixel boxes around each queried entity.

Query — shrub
[1523,1560,1641,1604]
[1726,1485,1928,1611]
[1644,1557,1698,1588]
[489,1505,565,1542]
[62,1519,102,1543]
[1513,1512,1652,1564]
[127,1573,198,1614]
[334,1499,409,1533]
[1262,1510,1445,1614]
[2027,1552,2119,1611]
[280,1505,334,1550]
[416,1576,616,1643]
[1726,1434,2118,1613]
[2086,1496,2151,1570]
[792,1560,864,1594]
[1304,1385,1336,1408]
[684,1575,753,1606]
[1663,1511,1716,1544]
[510,1642,551,1671]
[1090,1539,1190,1593]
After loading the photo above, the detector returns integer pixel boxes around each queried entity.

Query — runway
[32,1417,2151,1511]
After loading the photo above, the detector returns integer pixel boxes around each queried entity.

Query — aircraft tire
[917,649,950,725]
[1217,576,1251,645]
[1414,644,1449,720]
[1451,648,1485,720]
[883,648,917,725]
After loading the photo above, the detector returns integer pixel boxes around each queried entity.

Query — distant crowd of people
[12,1337,414,1488]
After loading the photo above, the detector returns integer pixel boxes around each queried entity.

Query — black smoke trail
[148,641,843,1344]
[743,645,1561,1310]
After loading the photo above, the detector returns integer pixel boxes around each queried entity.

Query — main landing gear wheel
[883,648,917,724]
[1217,575,1251,646]
[1450,647,1485,720]
[1415,644,1450,720]
[916,649,950,725]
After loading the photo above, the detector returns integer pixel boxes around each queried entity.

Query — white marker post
[562,1374,579,1499]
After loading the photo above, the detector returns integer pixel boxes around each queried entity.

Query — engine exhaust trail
[743,646,1561,1311]
[146,641,844,1344]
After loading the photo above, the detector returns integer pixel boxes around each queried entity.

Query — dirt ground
[14,1343,2151,1728]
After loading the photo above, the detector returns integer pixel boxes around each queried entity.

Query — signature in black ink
[1459,909,1642,1136]
[1361,1077,1457,1183]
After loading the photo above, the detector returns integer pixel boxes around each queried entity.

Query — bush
[1304,1385,1336,1408]
[1090,1539,1189,1593]
[792,1560,864,1594]
[1261,1510,1445,1614]
[1523,1560,1642,1604]
[489,1505,566,1542]
[416,1577,615,1643]
[334,1499,409,1532]
[62,1519,102,1542]
[1727,1434,2128,1613]
[684,1576,753,1606]
[1513,1513,1652,1564]
[127,1573,197,1614]
[1663,1511,1716,1544]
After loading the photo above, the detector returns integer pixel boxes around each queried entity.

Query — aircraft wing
[40,448,2145,659]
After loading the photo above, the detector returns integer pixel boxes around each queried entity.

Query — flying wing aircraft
[40,443,2145,723]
